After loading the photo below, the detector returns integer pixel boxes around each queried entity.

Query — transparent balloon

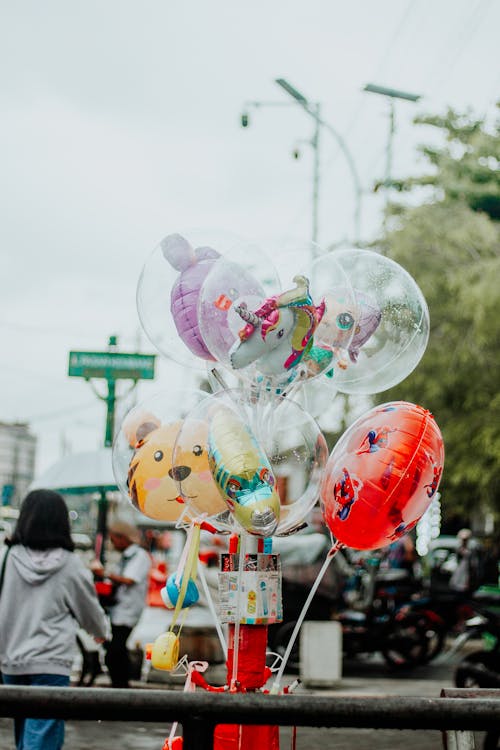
[198,260,270,382]
[211,277,327,395]
[320,401,444,550]
[258,394,329,536]
[112,389,227,523]
[175,389,328,537]
[198,241,289,388]
[299,252,358,383]
[136,229,277,371]
[324,248,430,394]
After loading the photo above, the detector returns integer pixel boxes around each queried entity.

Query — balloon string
[230,532,247,690]
[197,559,228,657]
[170,525,201,633]
[174,523,194,587]
[271,540,344,693]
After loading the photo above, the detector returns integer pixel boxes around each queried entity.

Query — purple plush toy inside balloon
[161,234,220,360]
[348,290,382,363]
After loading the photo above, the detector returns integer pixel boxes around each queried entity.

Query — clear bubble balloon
[197,241,287,388]
[299,252,358,383]
[174,390,279,536]
[137,229,277,371]
[323,248,429,394]
[211,273,328,393]
[257,394,329,536]
[112,389,227,523]
[175,389,328,537]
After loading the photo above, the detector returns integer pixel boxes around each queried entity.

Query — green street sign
[68,351,156,381]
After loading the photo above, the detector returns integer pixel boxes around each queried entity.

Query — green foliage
[373,105,500,524]
[390,104,500,221]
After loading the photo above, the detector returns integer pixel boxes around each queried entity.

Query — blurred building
[0,422,37,507]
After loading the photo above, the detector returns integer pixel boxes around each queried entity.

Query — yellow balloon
[207,406,280,537]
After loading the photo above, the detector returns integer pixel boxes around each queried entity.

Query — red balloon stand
[214,624,279,750]
[214,722,279,750]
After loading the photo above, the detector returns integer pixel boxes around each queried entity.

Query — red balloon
[320,401,444,550]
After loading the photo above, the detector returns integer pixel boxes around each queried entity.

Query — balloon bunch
[113,228,444,706]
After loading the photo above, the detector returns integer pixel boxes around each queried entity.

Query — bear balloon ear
[161,233,196,271]
[123,411,161,448]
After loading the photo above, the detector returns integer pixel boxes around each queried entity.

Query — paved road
[0,652,493,749]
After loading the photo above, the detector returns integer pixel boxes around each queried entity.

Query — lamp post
[363,83,421,209]
[241,79,363,249]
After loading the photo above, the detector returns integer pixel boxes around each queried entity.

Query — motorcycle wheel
[455,650,500,689]
[381,615,428,670]
[484,731,500,750]
[411,614,447,663]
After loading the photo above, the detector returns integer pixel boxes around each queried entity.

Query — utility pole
[241,79,363,250]
[363,83,421,216]
[103,336,118,447]
[68,337,156,561]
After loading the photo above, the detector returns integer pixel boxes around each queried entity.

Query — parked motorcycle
[394,583,500,666]
[453,589,500,750]
[392,590,476,664]
[454,589,500,688]
[268,550,428,672]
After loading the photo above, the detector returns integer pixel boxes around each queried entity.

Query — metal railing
[0,686,499,750]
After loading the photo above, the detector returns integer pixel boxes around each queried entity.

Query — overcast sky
[2,0,499,476]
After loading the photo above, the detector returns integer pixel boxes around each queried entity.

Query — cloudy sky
[2,0,499,475]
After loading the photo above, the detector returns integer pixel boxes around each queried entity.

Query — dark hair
[10,489,75,551]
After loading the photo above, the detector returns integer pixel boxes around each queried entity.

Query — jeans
[1,673,70,750]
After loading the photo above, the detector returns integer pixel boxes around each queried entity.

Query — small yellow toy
[150,632,180,671]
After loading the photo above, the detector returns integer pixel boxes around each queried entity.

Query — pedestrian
[0,489,109,750]
[449,528,479,594]
[90,520,151,688]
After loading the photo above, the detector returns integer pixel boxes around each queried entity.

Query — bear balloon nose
[169,465,191,482]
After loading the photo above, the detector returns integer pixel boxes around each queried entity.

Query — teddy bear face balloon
[121,412,226,522]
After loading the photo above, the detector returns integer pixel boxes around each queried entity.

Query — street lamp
[363,83,421,203]
[241,79,363,247]
[275,79,322,248]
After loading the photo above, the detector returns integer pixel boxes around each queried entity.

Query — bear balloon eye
[336,312,354,331]
[153,450,164,462]
[277,329,284,339]
[192,445,203,456]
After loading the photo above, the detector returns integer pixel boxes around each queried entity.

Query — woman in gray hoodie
[0,489,110,750]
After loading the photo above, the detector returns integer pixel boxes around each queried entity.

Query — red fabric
[146,560,167,607]
[226,625,269,690]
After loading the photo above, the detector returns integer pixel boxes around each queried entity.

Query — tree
[390,104,500,221]
[376,106,500,525]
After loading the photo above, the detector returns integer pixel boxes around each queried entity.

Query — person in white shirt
[91,520,151,688]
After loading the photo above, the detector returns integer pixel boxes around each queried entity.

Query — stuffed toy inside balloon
[161,233,220,360]
[207,406,280,536]
[320,401,444,550]
[306,288,381,375]
[123,411,226,522]
[229,275,325,377]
